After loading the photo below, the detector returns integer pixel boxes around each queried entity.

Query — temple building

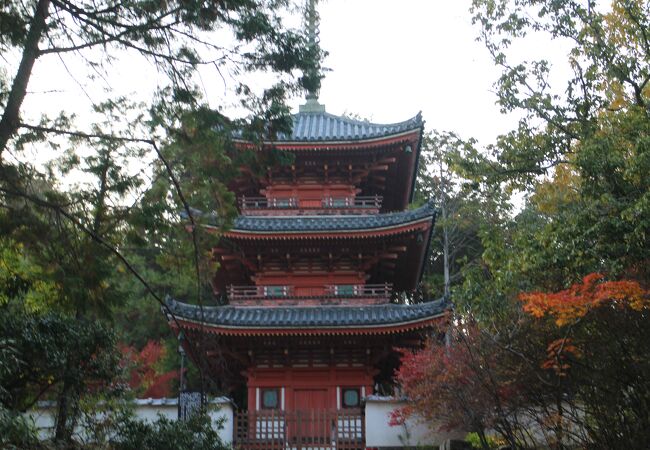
[165,1,450,448]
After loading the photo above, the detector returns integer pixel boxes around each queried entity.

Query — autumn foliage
[121,340,178,398]
[394,273,650,449]
[391,330,497,435]
[519,273,647,326]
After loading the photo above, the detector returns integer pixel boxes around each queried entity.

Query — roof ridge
[292,110,423,128]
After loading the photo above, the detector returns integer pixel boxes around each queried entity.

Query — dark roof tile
[166,297,449,328]
[227,201,435,233]
[234,111,423,143]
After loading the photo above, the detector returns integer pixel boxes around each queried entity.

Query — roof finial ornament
[299,0,326,113]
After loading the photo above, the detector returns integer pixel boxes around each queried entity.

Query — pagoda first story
[165,111,451,449]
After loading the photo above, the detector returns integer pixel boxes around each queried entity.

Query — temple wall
[26,397,234,444]
[365,396,466,448]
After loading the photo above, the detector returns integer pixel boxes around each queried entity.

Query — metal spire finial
[306,0,320,55]
[299,0,325,112]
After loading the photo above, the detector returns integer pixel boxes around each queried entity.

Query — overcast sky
[298,0,516,144]
[18,0,560,153]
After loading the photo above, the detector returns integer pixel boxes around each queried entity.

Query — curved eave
[242,128,422,151]
[200,202,437,239]
[169,310,449,337]
[165,296,450,337]
[214,215,434,241]
[233,111,423,146]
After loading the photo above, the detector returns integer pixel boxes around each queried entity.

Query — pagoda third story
[165,1,450,446]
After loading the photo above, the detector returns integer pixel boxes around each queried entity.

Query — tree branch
[0,0,52,157]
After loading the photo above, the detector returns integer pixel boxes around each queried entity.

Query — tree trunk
[442,199,450,297]
[0,0,50,157]
[54,369,78,442]
[54,310,81,442]
[438,158,450,298]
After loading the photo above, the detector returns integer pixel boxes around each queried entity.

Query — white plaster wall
[365,397,465,448]
[136,404,177,422]
[136,403,233,444]
[209,401,234,444]
[28,408,56,439]
[25,398,234,445]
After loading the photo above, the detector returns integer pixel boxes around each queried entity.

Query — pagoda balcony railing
[240,196,299,210]
[238,196,382,214]
[227,283,392,301]
[322,196,382,209]
[234,409,364,450]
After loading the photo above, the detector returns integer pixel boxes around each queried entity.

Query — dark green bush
[0,406,42,450]
[110,413,228,450]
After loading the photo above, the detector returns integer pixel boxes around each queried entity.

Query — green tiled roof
[166,297,449,328]
[234,111,423,143]
[189,201,436,234]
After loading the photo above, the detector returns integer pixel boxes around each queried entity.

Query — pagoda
[165,2,449,447]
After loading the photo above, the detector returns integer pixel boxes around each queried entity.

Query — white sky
[303,0,514,143]
[17,0,575,159]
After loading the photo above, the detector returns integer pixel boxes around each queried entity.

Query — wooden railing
[322,196,382,209]
[239,196,382,211]
[234,409,364,450]
[227,284,392,301]
[240,197,298,210]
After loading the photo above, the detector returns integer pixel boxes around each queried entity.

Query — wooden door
[290,389,331,445]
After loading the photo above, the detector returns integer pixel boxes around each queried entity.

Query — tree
[395,1,650,448]
[395,274,650,449]
[122,340,178,399]
[0,307,121,415]
[466,0,650,282]
[519,273,650,449]
[1,0,322,408]
[0,0,321,156]
[414,131,508,307]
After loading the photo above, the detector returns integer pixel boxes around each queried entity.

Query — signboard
[179,391,202,421]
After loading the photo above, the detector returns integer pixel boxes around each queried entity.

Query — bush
[110,413,227,450]
[0,406,42,450]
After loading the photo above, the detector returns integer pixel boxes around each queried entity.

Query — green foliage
[465,432,503,449]
[0,307,121,412]
[0,238,59,312]
[403,2,650,448]
[1,0,322,155]
[111,413,227,450]
[432,1,650,322]
[0,406,42,450]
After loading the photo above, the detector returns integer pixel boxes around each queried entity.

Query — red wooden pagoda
[165,3,449,447]
[165,99,449,444]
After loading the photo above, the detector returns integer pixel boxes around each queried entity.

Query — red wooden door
[291,389,331,445]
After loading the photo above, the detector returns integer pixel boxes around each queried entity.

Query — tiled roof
[224,201,435,233]
[165,297,449,328]
[280,111,423,142]
[234,111,423,143]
